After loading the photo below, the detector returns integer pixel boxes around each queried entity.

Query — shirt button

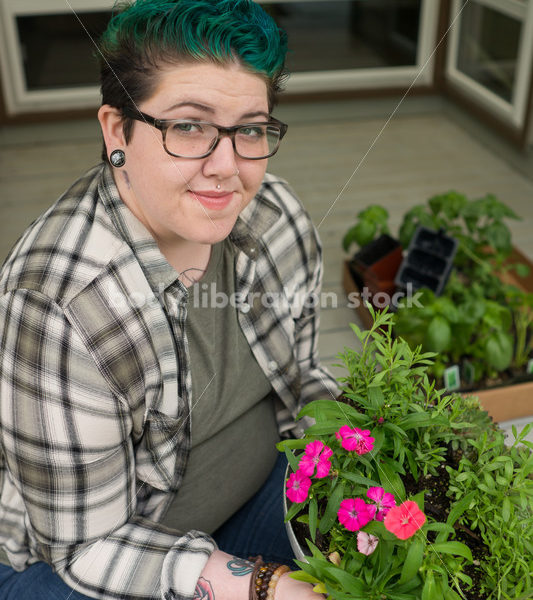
[268,360,278,372]
[249,246,256,256]
[240,303,251,314]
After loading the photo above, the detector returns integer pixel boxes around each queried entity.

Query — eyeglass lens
[164,122,281,159]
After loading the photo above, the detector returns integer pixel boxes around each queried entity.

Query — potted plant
[343,206,403,311]
[279,309,533,600]
[342,191,533,421]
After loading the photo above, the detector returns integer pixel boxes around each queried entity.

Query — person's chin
[192,215,239,245]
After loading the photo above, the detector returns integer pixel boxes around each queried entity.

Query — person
[0,1,339,598]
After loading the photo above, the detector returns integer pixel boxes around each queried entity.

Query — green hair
[98,0,288,161]
[101,0,287,78]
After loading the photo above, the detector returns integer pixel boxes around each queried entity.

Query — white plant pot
[283,464,306,562]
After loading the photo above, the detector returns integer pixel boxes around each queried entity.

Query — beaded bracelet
[266,565,291,600]
[248,556,291,600]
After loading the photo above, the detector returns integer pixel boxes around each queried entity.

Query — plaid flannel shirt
[0,163,339,600]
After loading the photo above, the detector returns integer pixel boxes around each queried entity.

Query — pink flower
[286,470,311,503]
[335,426,375,454]
[366,486,396,521]
[298,440,333,479]
[357,531,379,555]
[384,500,426,540]
[337,498,373,532]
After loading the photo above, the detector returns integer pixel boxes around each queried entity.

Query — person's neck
[159,239,212,287]
[113,169,212,287]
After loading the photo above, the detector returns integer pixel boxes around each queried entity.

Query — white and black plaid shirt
[0,163,338,599]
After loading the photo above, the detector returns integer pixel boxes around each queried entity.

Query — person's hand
[274,572,325,599]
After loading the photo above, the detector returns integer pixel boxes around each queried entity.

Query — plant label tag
[527,359,533,375]
[444,365,461,391]
[462,361,475,385]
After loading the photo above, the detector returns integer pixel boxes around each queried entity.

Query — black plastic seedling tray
[395,226,458,295]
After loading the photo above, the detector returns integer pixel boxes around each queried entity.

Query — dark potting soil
[401,446,489,600]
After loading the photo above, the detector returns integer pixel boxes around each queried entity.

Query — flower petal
[357,531,379,555]
[286,471,311,503]
[384,500,426,539]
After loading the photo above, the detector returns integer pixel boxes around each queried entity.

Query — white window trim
[0,0,439,115]
[287,0,439,93]
[0,0,113,114]
[446,0,533,129]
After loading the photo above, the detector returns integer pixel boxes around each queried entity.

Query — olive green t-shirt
[161,239,280,534]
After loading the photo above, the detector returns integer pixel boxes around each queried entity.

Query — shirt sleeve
[0,288,215,600]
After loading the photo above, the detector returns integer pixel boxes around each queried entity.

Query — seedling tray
[395,226,457,295]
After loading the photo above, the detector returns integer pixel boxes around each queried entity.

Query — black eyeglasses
[122,107,288,160]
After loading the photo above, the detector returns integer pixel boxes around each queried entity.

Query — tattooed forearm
[227,557,254,576]
[193,577,215,600]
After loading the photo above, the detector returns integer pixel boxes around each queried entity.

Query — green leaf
[430,541,473,562]
[277,439,310,451]
[288,570,321,584]
[367,385,385,410]
[324,565,365,595]
[353,220,377,247]
[502,496,511,522]
[424,315,452,353]
[342,224,360,252]
[339,471,380,487]
[363,204,389,225]
[309,497,318,543]
[297,398,364,423]
[285,499,305,522]
[319,481,345,534]
[421,570,436,600]
[484,221,511,252]
[378,462,405,498]
[399,538,425,584]
[284,447,300,473]
[304,423,346,436]
[484,331,513,371]
[398,413,433,430]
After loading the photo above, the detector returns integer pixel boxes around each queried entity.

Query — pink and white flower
[286,470,312,503]
[298,440,333,479]
[335,426,375,455]
[357,531,379,556]
[337,498,373,532]
[366,486,396,521]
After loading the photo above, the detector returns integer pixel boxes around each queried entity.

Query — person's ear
[98,105,127,159]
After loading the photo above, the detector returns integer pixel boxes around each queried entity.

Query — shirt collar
[231,184,281,257]
[98,164,180,292]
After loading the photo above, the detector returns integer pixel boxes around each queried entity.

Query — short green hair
[98,0,288,161]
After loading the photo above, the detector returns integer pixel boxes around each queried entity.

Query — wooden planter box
[342,250,533,424]
[472,382,533,423]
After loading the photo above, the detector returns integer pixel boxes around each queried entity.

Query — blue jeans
[0,453,295,598]
[0,562,94,599]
